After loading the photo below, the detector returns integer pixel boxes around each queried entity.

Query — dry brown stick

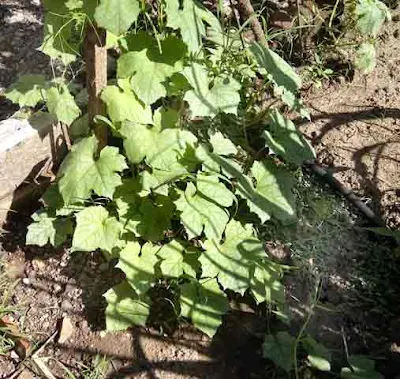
[237,0,268,46]
[60,122,72,151]
[84,23,108,150]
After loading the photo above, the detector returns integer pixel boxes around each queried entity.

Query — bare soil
[300,22,400,228]
[0,218,270,379]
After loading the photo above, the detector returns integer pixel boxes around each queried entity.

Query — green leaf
[158,240,200,278]
[263,332,295,372]
[153,107,180,130]
[281,91,310,119]
[180,278,229,337]
[46,84,81,125]
[199,220,265,294]
[129,197,175,241]
[209,131,237,156]
[139,170,170,196]
[120,123,158,164]
[65,0,83,9]
[365,227,400,243]
[39,12,77,64]
[355,43,376,73]
[250,259,284,305]
[70,114,90,139]
[165,0,220,52]
[114,180,175,241]
[183,63,241,118]
[94,0,141,35]
[58,135,127,204]
[302,336,331,372]
[104,281,150,331]
[236,160,296,223]
[5,75,46,108]
[195,144,243,178]
[196,173,235,208]
[26,211,73,247]
[356,0,390,37]
[341,355,383,379]
[117,242,160,295]
[175,182,229,240]
[120,123,197,175]
[263,109,315,165]
[118,34,186,104]
[147,129,197,171]
[250,43,301,94]
[72,206,121,253]
[101,83,153,125]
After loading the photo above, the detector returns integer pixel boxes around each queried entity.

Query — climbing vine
[4,0,389,376]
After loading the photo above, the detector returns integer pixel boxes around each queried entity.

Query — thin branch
[237,0,268,47]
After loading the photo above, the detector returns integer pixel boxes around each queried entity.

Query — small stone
[22,278,30,285]
[5,258,25,279]
[32,258,46,271]
[61,299,73,312]
[58,317,74,344]
[17,369,35,379]
[53,284,63,294]
[10,350,19,361]
[64,283,76,295]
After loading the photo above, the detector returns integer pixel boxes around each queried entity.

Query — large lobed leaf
[120,123,197,178]
[26,211,73,247]
[58,136,127,204]
[101,82,153,125]
[183,63,241,118]
[118,34,187,105]
[117,242,160,295]
[114,179,175,241]
[94,0,141,35]
[158,240,200,278]
[46,84,81,126]
[355,0,390,37]
[165,0,221,52]
[263,109,315,165]
[180,278,228,337]
[5,75,46,108]
[263,331,295,373]
[175,182,230,241]
[235,160,296,224]
[104,281,150,331]
[199,220,265,294]
[72,206,121,253]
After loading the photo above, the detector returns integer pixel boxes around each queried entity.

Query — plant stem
[237,0,268,47]
[293,281,320,379]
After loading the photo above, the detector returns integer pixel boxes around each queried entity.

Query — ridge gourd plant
[6,0,316,338]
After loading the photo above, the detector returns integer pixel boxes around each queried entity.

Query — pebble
[58,317,74,344]
[32,258,46,271]
[22,277,30,285]
[64,283,76,295]
[61,299,74,312]
[53,283,63,294]
[5,258,25,279]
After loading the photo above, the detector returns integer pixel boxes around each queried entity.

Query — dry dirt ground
[300,22,400,228]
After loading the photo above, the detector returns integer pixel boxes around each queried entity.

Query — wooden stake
[84,23,108,150]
